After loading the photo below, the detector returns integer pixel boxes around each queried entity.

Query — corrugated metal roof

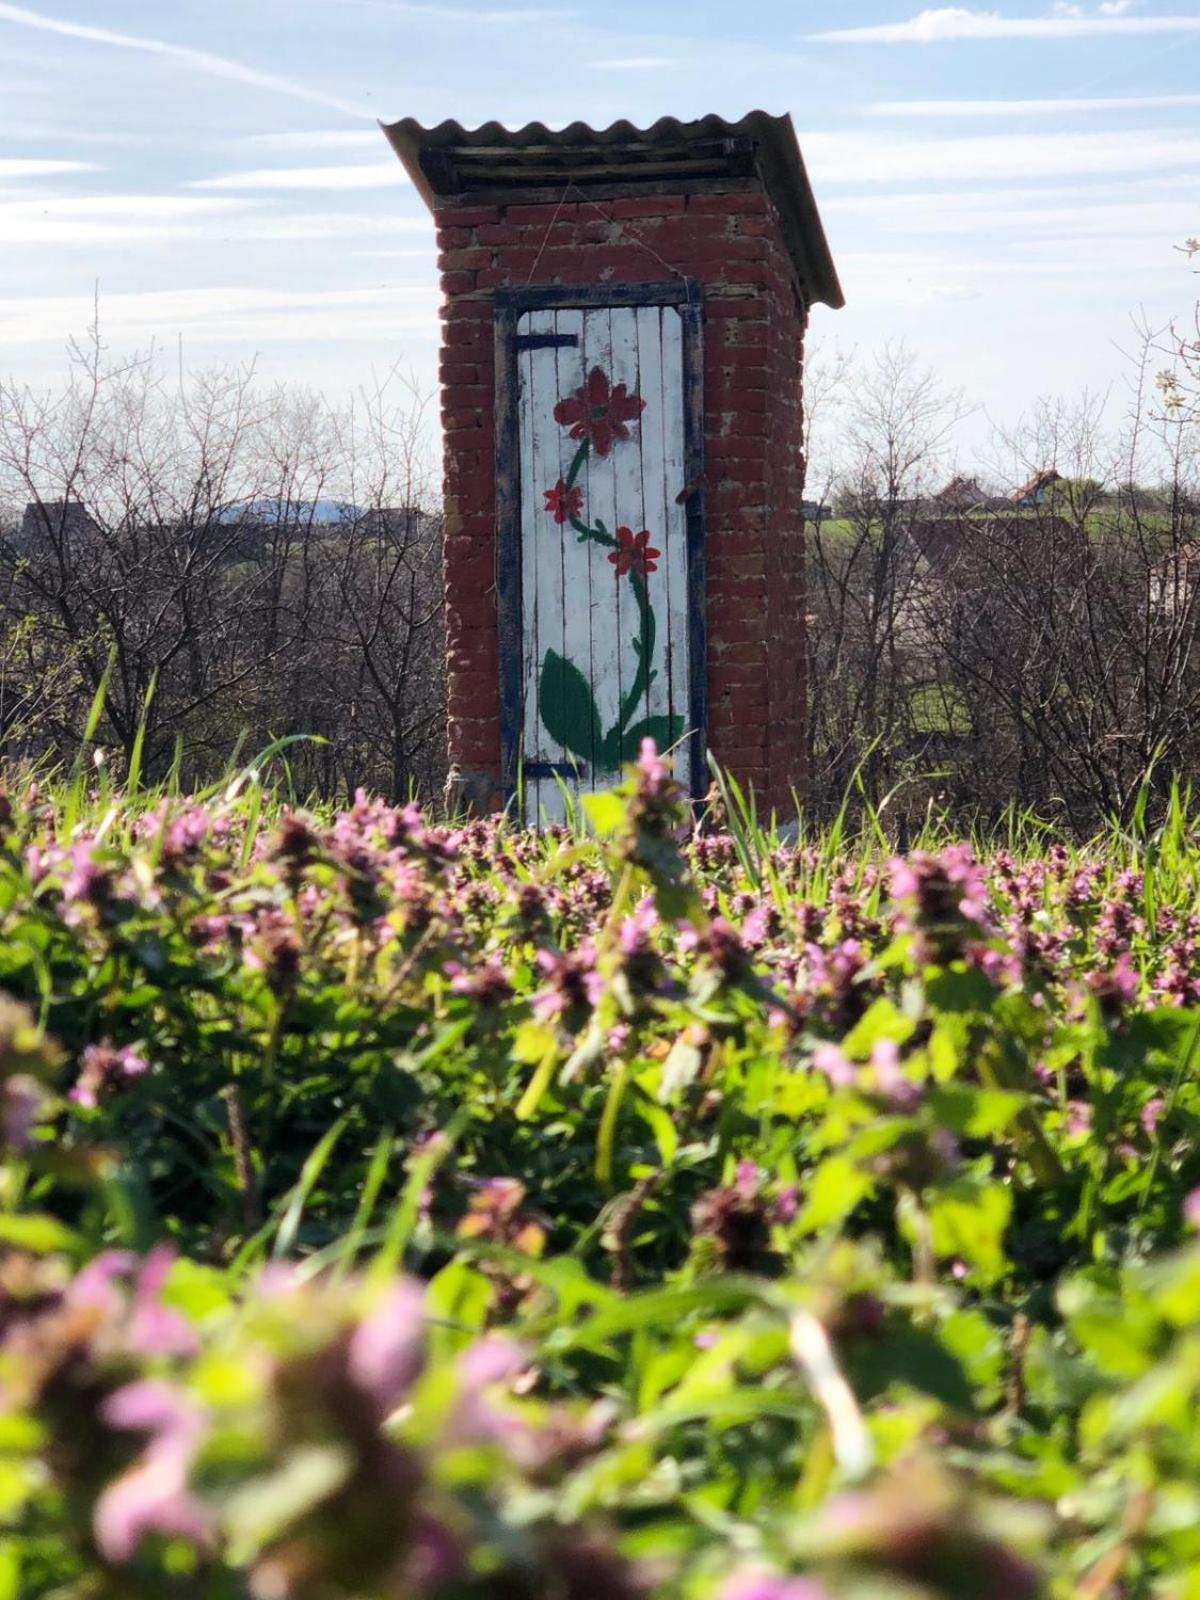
[380,111,843,311]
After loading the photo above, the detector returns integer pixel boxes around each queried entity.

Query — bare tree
[0,325,446,799]
[934,328,1200,827]
[805,343,969,815]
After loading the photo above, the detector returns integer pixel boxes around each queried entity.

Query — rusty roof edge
[379,111,844,312]
[751,111,844,312]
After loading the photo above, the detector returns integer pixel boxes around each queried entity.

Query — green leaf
[272,1119,347,1259]
[636,1099,679,1165]
[540,649,602,763]
[842,998,916,1059]
[927,1179,1013,1284]
[930,1085,1025,1138]
[225,1445,352,1561]
[582,790,628,838]
[0,1538,20,1600]
[851,1326,975,1412]
[605,714,686,769]
[516,1039,561,1122]
[798,1157,874,1233]
[0,1214,77,1255]
[659,1035,705,1102]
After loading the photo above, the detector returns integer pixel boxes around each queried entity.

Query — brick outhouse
[382,112,842,819]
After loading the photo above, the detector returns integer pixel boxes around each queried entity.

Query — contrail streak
[0,2,376,120]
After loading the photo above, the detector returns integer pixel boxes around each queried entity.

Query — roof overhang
[381,111,844,312]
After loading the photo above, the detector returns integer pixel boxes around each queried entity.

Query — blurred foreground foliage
[2,747,1200,1596]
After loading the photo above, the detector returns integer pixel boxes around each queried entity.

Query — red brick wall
[435,182,809,815]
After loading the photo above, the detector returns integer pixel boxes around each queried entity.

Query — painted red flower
[543,479,584,525]
[553,367,645,458]
[609,526,661,579]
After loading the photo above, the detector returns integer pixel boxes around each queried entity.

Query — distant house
[220,499,441,561]
[219,497,363,528]
[1149,543,1200,621]
[801,500,833,523]
[908,512,1087,588]
[1010,470,1061,509]
[934,476,988,513]
[15,499,100,554]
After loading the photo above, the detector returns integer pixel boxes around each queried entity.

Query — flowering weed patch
[2,750,1200,1595]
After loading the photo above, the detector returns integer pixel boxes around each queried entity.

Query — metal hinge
[513,333,580,352]
[523,760,586,780]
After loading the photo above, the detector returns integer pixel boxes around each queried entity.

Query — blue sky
[1,0,1198,460]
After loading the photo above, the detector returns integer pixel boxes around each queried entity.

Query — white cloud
[0,192,433,247]
[0,193,257,245]
[865,93,1200,115]
[0,286,441,350]
[589,56,679,69]
[827,187,1197,243]
[0,158,98,178]
[800,127,1200,184]
[810,7,1200,41]
[0,3,375,118]
[226,212,432,242]
[339,1,570,19]
[192,164,409,192]
[236,130,385,152]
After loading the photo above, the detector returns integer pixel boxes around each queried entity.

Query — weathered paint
[515,303,693,823]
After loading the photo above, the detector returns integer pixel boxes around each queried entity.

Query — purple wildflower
[531,943,603,1022]
[634,737,673,798]
[94,1380,214,1564]
[890,845,994,947]
[723,1577,829,1600]
[869,1039,923,1111]
[679,916,752,983]
[127,1247,199,1358]
[1087,951,1139,1018]
[70,1043,150,1110]
[347,1281,427,1417]
[62,841,110,907]
[449,1335,535,1457]
[2,1074,43,1152]
[813,1042,857,1089]
[445,957,513,1006]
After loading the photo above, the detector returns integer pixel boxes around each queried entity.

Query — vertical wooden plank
[577,307,620,789]
[607,305,644,755]
[633,307,662,732]
[517,309,543,823]
[659,308,684,771]
[661,305,691,787]
[629,304,658,741]
[494,303,522,803]
[531,309,570,825]
[681,298,707,800]
[550,308,586,824]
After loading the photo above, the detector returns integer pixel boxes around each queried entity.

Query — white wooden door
[516,303,693,824]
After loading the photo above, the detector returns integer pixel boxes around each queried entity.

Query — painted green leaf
[540,649,602,763]
[604,713,691,768]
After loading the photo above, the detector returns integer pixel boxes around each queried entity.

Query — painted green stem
[562,441,656,740]
[619,572,655,732]
[565,440,589,493]
[539,430,680,772]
